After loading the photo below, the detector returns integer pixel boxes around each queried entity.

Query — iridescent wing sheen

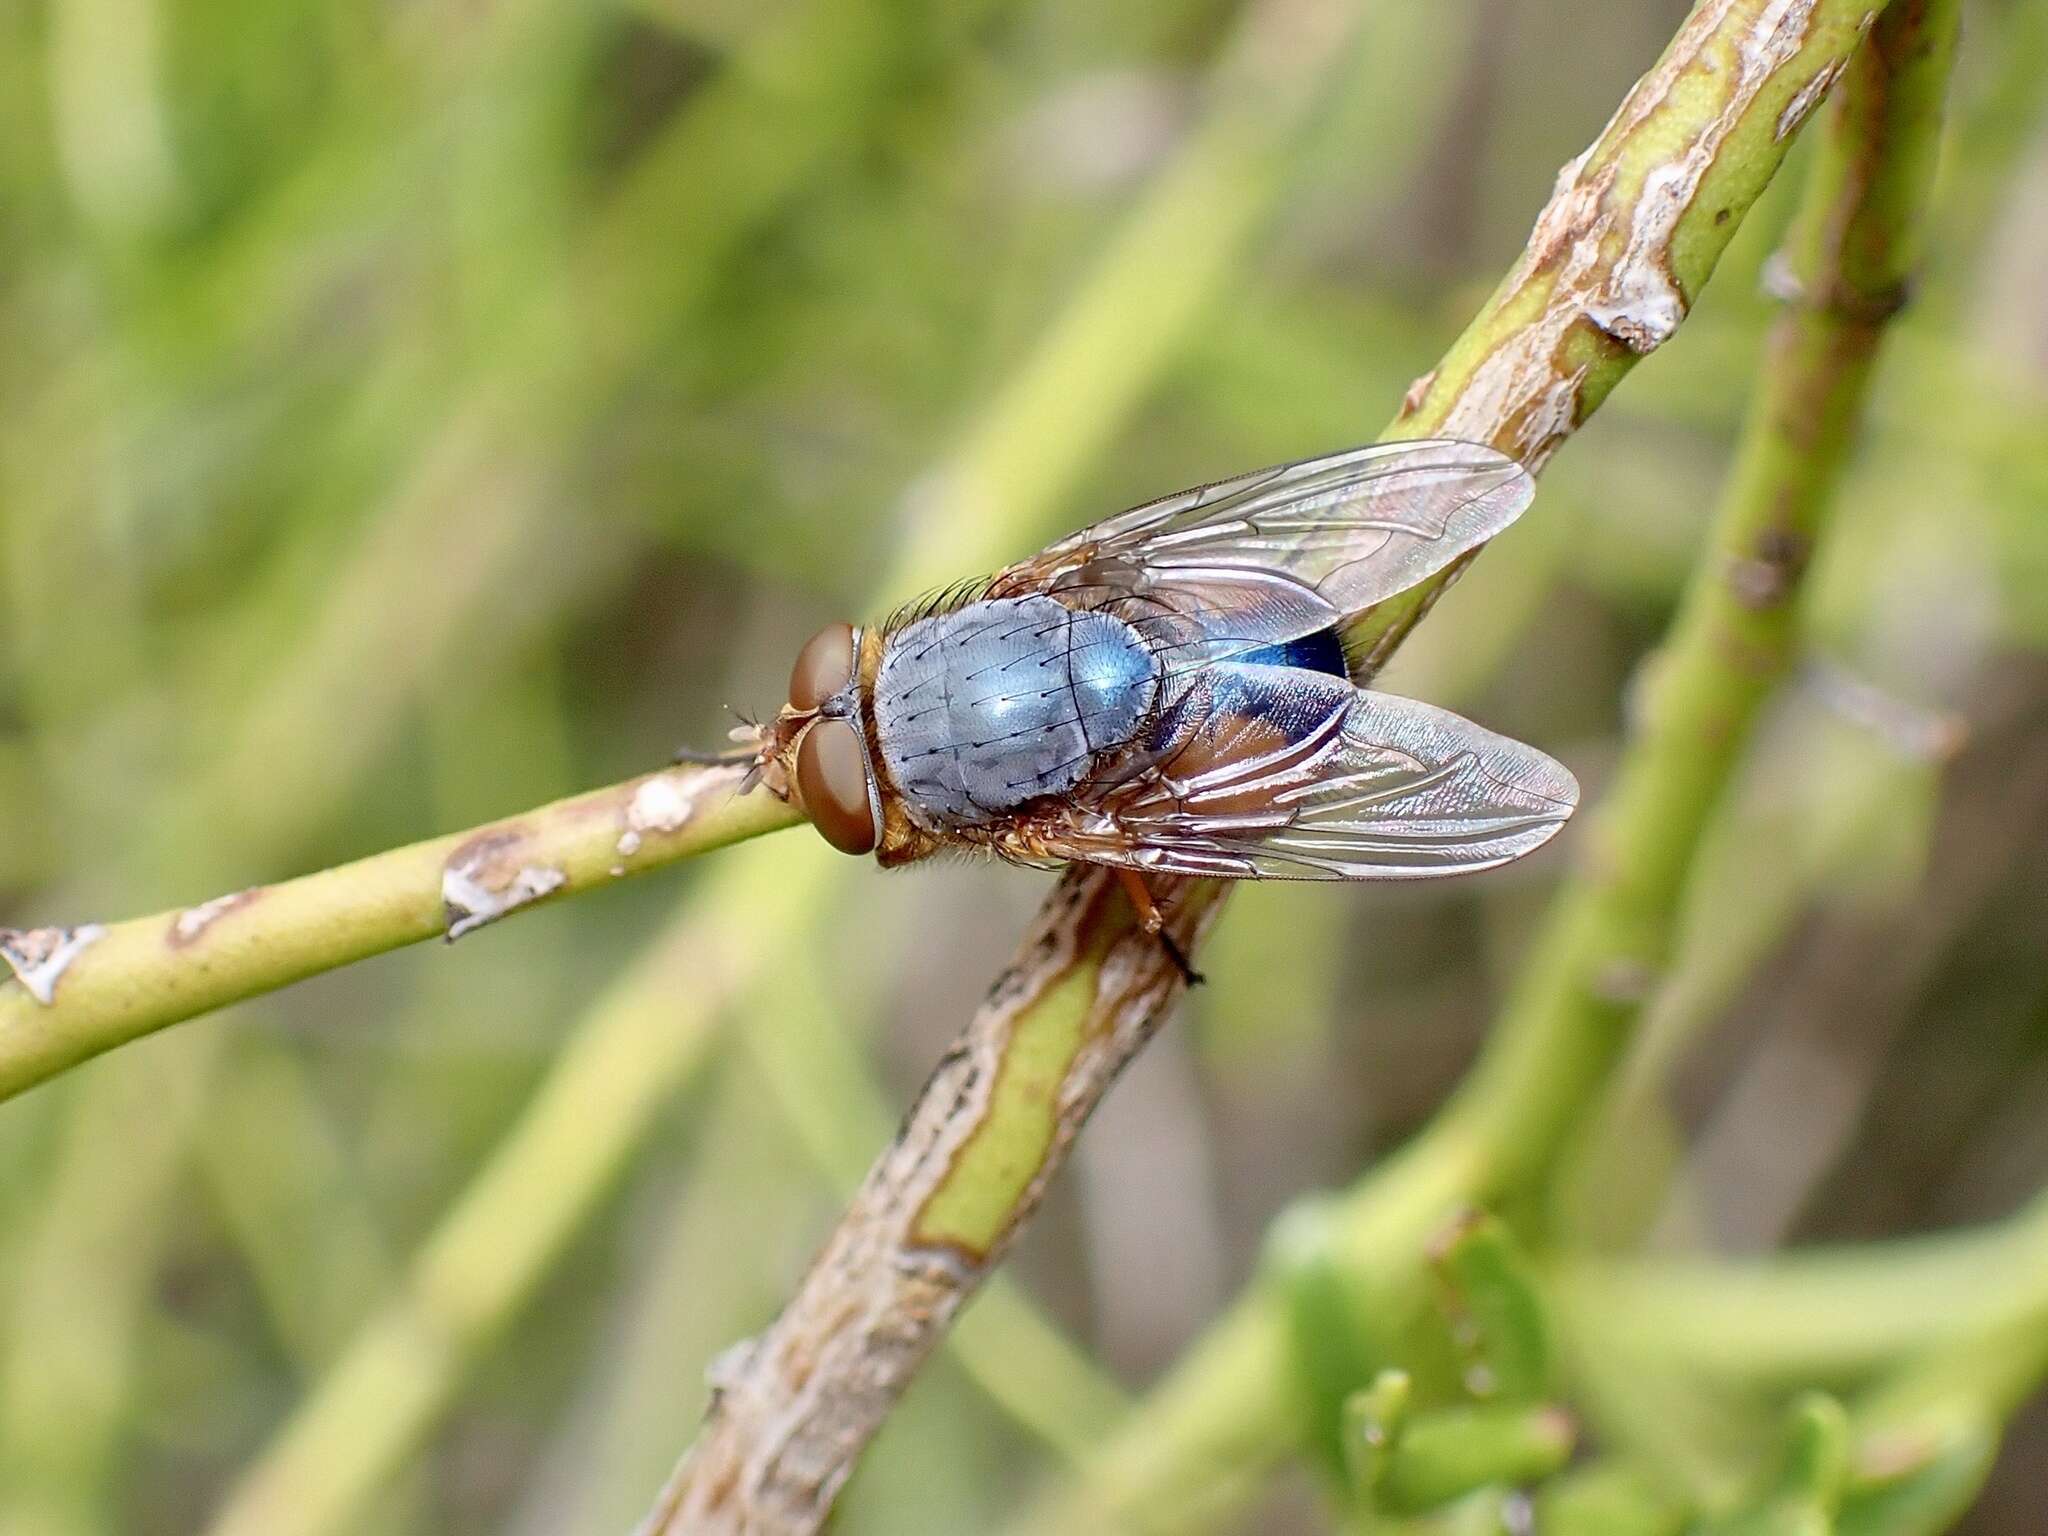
[1025,663,1577,880]
[983,440,1533,666]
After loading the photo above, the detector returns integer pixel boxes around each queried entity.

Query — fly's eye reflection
[794,717,878,855]
[789,622,856,712]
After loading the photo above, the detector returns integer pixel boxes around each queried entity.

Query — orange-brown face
[782,622,879,856]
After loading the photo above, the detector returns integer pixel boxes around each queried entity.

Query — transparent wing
[1028,663,1577,880]
[985,440,1533,662]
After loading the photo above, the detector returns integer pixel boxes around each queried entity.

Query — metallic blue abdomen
[873,595,1157,827]
[1237,628,1348,678]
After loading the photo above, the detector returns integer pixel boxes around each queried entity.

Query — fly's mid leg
[1113,867,1204,987]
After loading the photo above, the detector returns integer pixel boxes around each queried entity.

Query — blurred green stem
[1017,0,1962,1528]
[1438,0,1955,1204]
[1554,1184,2048,1392]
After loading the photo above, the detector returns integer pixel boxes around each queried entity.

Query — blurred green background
[1,0,2045,1531]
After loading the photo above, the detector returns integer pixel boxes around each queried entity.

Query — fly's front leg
[1113,867,1204,987]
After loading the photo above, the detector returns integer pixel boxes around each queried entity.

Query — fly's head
[765,621,884,857]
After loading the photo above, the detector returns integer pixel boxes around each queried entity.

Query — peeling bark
[0,925,105,1006]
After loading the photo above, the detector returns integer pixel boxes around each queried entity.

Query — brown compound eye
[794,717,878,855]
[789,621,856,712]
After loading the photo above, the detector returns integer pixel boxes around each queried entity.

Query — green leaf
[1373,1403,1575,1515]
[1427,1209,1549,1402]
[1342,1369,1414,1502]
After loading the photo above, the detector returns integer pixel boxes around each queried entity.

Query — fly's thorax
[854,625,947,865]
[869,594,1159,833]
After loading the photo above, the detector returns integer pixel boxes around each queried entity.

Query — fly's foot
[1114,867,1205,986]
[1158,929,1205,988]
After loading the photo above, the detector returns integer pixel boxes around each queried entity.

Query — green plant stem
[1015,1,1962,1528]
[1859,1255,2048,1431]
[1438,0,1955,1214]
[0,764,795,1103]
[1553,1186,2048,1391]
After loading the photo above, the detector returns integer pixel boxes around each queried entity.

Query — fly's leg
[1113,866,1166,935]
[1113,867,1205,987]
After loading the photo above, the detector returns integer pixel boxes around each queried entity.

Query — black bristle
[876,573,995,636]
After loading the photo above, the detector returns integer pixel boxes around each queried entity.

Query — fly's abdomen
[873,595,1157,827]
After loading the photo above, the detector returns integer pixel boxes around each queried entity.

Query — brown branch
[637,874,1221,1531]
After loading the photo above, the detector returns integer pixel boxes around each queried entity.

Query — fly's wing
[1026,663,1577,880]
[983,441,1532,664]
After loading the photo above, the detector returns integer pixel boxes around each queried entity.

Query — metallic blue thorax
[873,595,1158,828]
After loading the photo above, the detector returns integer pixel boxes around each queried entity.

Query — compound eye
[789,622,856,712]
[795,717,878,855]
